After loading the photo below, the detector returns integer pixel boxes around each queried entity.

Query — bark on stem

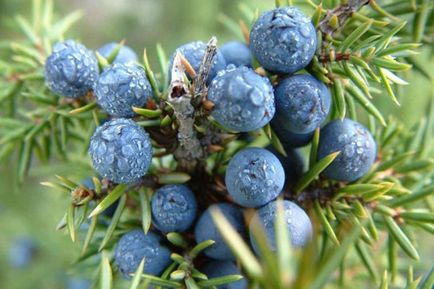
[168,37,218,171]
[169,52,204,170]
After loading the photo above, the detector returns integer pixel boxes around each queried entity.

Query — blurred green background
[0,0,433,289]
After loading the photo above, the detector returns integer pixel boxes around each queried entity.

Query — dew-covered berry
[318,119,376,182]
[44,40,98,98]
[194,203,245,261]
[201,260,247,289]
[88,118,152,184]
[267,146,304,187]
[274,74,331,134]
[271,119,314,148]
[151,184,197,233]
[220,41,252,67]
[208,66,275,132]
[250,7,317,74]
[168,41,226,83]
[97,42,138,64]
[114,229,171,278]
[225,147,285,208]
[249,200,312,255]
[94,63,152,118]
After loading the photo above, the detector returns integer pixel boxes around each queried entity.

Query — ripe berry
[249,200,312,255]
[274,74,331,134]
[250,7,317,74]
[151,184,197,233]
[194,203,245,261]
[45,40,98,98]
[318,119,376,182]
[207,66,275,132]
[220,41,252,67]
[114,229,171,278]
[168,41,226,83]
[94,63,152,118]
[201,260,247,289]
[97,42,138,64]
[88,118,152,184]
[271,119,314,148]
[225,147,285,208]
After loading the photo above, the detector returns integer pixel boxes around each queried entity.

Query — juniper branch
[2,1,434,288]
[168,52,205,170]
[168,36,220,171]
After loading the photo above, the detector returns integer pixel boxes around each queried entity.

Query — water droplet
[250,88,264,106]
[299,25,311,37]
[344,145,355,157]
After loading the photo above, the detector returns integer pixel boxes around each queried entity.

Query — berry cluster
[44,5,377,287]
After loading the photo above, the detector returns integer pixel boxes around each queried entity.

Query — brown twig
[319,52,351,63]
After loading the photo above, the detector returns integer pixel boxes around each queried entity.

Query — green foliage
[0,0,433,288]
